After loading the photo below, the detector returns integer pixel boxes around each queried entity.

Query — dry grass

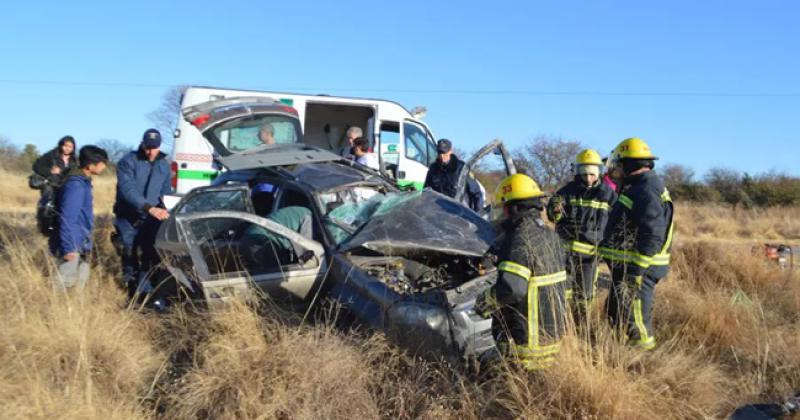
[0,230,164,419]
[0,168,116,218]
[674,201,800,242]
[0,171,798,419]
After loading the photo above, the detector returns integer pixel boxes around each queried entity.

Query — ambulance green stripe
[177,169,219,180]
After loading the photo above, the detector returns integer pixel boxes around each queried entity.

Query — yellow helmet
[495,173,546,204]
[575,149,603,166]
[612,137,658,161]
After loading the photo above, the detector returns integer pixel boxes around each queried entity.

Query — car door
[397,120,437,190]
[155,184,326,302]
[454,139,517,218]
[175,210,326,303]
[156,184,255,294]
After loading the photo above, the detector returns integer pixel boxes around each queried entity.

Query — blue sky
[1,0,798,178]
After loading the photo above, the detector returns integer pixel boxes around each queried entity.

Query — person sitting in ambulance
[259,123,276,145]
[352,137,379,170]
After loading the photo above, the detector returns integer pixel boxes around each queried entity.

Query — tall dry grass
[0,229,164,419]
[0,169,116,217]
[0,170,799,419]
[675,201,800,242]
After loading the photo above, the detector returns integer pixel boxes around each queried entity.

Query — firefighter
[475,174,568,370]
[600,138,674,350]
[547,149,617,317]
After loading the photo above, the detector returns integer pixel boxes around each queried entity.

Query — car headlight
[386,302,448,332]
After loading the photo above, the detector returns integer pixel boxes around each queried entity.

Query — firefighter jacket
[489,212,567,369]
[600,171,674,277]
[549,177,617,255]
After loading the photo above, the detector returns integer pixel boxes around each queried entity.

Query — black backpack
[30,173,64,237]
[36,192,59,237]
[29,173,58,237]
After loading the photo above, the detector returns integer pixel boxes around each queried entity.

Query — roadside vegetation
[0,144,798,418]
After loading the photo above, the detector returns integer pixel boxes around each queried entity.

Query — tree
[0,136,22,171]
[661,163,695,188]
[512,135,583,191]
[97,138,132,166]
[21,144,40,168]
[705,167,752,208]
[146,85,187,150]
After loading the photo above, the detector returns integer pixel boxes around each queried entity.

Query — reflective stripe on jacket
[490,214,567,369]
[549,178,617,255]
[600,171,674,271]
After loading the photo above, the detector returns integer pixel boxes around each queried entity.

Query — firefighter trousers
[566,252,599,310]
[606,266,666,350]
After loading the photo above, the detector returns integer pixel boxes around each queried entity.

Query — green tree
[21,144,40,168]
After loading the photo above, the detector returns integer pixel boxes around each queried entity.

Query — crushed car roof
[339,191,496,257]
[287,162,389,191]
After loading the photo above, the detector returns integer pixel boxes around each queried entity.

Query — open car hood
[339,191,496,257]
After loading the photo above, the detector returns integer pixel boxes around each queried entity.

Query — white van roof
[184,85,415,115]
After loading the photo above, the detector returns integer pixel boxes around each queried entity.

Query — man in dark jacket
[600,138,674,350]
[49,145,108,290]
[423,139,483,212]
[475,174,568,370]
[547,149,617,316]
[113,129,173,297]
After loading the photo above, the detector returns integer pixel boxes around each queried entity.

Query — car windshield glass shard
[324,191,421,245]
[213,114,300,152]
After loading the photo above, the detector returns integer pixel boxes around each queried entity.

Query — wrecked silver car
[155,97,516,360]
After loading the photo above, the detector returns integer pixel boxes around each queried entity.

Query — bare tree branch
[97,138,132,165]
[512,135,583,191]
[146,85,188,150]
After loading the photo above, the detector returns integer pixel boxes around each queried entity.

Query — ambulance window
[404,122,429,166]
[379,122,400,165]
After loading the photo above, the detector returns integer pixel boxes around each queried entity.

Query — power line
[0,78,798,98]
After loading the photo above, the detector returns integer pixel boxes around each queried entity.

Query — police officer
[476,174,568,370]
[600,138,674,350]
[113,129,173,298]
[547,149,617,316]
[424,139,483,212]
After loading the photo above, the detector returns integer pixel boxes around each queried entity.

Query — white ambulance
[170,86,439,194]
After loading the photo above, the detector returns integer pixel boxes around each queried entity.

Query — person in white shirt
[352,137,379,170]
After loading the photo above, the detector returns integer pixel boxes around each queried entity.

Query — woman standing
[33,135,78,188]
[32,135,78,236]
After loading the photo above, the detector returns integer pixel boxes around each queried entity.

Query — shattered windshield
[320,188,421,246]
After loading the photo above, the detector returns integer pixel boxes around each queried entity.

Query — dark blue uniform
[424,155,483,212]
[600,171,674,350]
[113,149,172,293]
[549,178,617,309]
[483,213,568,370]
